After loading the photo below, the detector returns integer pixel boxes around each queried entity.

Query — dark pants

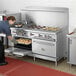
[0,40,5,63]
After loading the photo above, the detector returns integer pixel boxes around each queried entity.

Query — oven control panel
[16,29,26,36]
[11,28,57,42]
[29,32,56,42]
[11,28,28,37]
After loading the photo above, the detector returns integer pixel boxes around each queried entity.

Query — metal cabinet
[68,37,76,65]
[6,27,64,65]
[32,39,56,57]
[32,31,64,66]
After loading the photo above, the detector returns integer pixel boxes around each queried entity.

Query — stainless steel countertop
[11,27,62,34]
[24,28,61,33]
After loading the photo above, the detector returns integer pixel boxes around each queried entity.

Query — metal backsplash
[21,7,69,29]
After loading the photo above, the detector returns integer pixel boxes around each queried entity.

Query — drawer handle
[41,48,45,51]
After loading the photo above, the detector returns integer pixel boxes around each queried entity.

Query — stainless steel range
[27,28,63,66]
[5,26,64,65]
[5,7,69,65]
[5,28,32,57]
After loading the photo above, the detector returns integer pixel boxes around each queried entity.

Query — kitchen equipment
[5,7,68,65]
[67,34,76,66]
[5,28,32,57]
[14,22,24,28]
[6,27,64,65]
[14,37,32,49]
[15,24,22,28]
[30,30,64,66]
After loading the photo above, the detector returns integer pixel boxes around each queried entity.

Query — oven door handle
[33,40,54,46]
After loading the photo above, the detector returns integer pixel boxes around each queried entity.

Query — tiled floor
[0,55,76,76]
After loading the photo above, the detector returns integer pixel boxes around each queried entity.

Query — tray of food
[42,26,60,31]
[16,38,32,45]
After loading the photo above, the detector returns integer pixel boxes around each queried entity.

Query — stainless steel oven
[5,28,32,57]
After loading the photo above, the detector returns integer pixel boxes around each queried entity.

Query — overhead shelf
[21,6,69,13]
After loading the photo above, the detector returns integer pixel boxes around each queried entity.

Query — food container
[15,24,23,28]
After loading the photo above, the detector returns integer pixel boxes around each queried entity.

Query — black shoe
[0,62,8,66]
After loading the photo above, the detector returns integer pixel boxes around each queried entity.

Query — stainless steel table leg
[34,56,35,62]
[70,64,72,69]
[55,61,57,66]
[33,54,35,62]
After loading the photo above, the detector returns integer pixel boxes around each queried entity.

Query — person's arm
[3,25,17,44]
[3,25,12,40]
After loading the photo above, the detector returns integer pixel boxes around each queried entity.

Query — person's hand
[7,36,13,40]
[7,36,18,44]
[11,38,18,44]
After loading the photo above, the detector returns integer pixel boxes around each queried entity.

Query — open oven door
[5,47,32,57]
[5,37,32,57]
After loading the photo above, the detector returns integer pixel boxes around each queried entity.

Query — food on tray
[46,27,60,31]
[47,27,59,31]
[41,26,60,31]
[16,38,32,45]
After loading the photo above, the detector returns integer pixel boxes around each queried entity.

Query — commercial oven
[14,37,32,50]
[5,28,32,57]
[31,30,64,66]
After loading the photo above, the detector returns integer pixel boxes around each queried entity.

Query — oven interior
[14,37,32,50]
